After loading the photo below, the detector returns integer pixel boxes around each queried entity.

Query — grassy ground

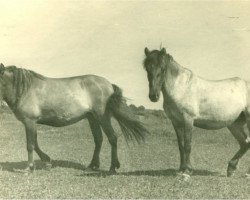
[0,112,250,198]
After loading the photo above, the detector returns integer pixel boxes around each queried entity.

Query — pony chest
[163,90,198,121]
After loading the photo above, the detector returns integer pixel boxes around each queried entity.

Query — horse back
[198,77,247,102]
[17,75,114,122]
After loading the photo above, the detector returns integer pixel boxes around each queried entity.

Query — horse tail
[106,84,148,143]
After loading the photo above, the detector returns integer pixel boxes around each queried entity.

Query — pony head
[143,47,171,102]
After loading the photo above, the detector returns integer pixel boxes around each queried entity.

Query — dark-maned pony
[143,47,250,179]
[0,64,148,173]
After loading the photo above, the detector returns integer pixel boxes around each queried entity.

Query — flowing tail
[106,84,148,143]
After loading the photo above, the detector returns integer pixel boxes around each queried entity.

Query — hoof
[176,171,184,176]
[183,173,191,181]
[14,165,34,174]
[87,162,100,171]
[86,165,100,171]
[245,173,250,179]
[45,162,52,170]
[115,163,120,170]
[182,173,191,181]
[109,168,117,174]
[246,137,250,143]
[176,172,191,181]
[84,166,100,173]
[23,168,32,176]
[227,170,235,177]
[28,163,35,172]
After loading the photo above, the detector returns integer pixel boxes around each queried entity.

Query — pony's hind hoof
[84,166,100,173]
[245,173,250,179]
[176,171,183,176]
[28,163,35,172]
[86,165,100,172]
[45,162,52,170]
[227,170,235,177]
[13,165,34,175]
[109,168,117,175]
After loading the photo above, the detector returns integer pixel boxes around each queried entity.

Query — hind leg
[87,113,103,170]
[34,132,52,169]
[100,116,120,173]
[227,117,249,177]
[34,134,51,163]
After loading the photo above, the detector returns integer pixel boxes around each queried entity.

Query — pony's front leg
[183,124,193,175]
[172,123,185,172]
[172,118,193,177]
[23,120,37,172]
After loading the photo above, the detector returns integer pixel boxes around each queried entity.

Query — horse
[0,63,148,173]
[143,47,250,179]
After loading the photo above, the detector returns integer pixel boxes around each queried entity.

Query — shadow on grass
[0,160,220,178]
[0,160,84,172]
[79,168,220,177]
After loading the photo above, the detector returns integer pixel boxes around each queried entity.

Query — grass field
[0,110,250,199]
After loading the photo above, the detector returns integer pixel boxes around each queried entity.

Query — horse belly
[194,117,239,129]
[38,94,92,127]
[37,106,89,127]
[37,114,87,127]
[196,96,245,129]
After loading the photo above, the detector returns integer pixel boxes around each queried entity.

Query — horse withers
[0,63,148,173]
[143,47,250,179]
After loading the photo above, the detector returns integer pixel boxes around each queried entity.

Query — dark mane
[143,50,173,70]
[6,66,45,102]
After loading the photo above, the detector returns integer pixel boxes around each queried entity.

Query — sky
[0,0,250,109]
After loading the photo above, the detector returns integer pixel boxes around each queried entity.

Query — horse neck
[3,85,18,110]
[161,60,192,98]
[3,72,44,111]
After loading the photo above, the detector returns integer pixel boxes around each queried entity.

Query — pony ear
[144,47,150,56]
[161,48,166,54]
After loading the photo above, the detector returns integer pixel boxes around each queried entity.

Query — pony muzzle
[149,93,160,102]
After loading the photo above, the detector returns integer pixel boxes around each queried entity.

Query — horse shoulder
[15,90,42,121]
[163,74,200,121]
[176,73,199,105]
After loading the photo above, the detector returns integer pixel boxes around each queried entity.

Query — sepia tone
[0,0,250,199]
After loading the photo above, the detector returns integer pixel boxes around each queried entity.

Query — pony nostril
[149,94,159,102]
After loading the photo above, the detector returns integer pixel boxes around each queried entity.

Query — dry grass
[0,112,250,198]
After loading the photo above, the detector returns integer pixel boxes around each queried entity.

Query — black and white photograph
[0,0,250,198]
